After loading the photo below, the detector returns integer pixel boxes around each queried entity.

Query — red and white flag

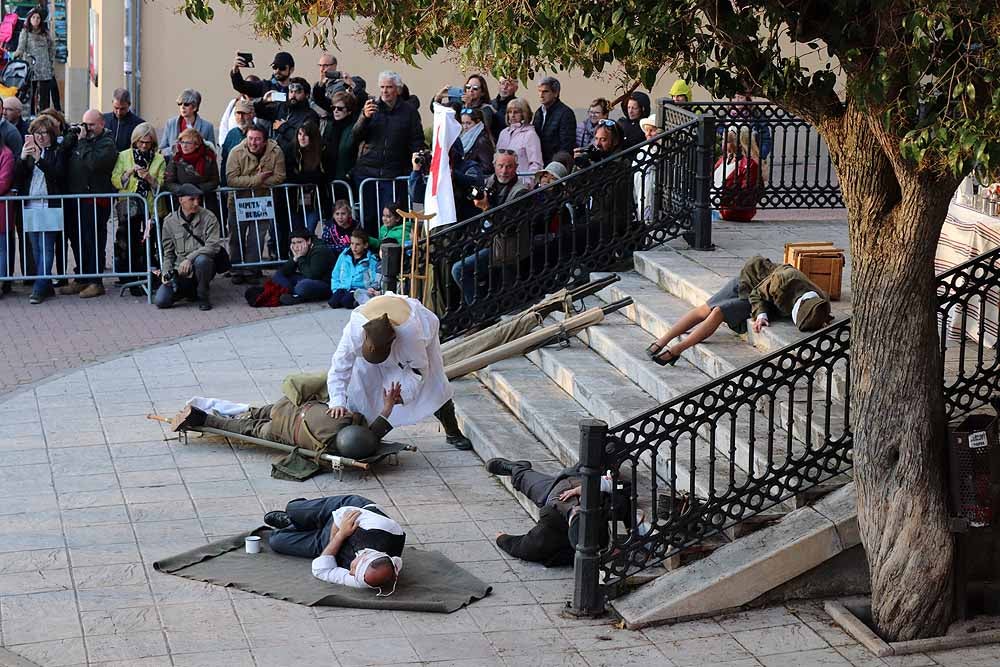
[425,103,462,229]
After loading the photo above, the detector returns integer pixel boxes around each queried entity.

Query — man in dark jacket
[253,77,319,152]
[103,88,145,153]
[532,76,576,163]
[272,228,336,305]
[491,76,519,135]
[352,71,425,230]
[231,51,294,98]
[486,458,629,566]
[617,91,651,148]
[58,110,118,298]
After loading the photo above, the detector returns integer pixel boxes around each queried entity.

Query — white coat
[326,294,453,427]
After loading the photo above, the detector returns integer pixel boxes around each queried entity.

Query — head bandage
[353,548,403,596]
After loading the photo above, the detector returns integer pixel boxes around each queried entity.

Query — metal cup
[245,535,261,554]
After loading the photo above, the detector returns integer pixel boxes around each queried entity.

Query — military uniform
[201,397,390,454]
[736,255,827,321]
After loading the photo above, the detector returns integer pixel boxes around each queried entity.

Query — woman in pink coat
[496,98,543,185]
[0,135,16,286]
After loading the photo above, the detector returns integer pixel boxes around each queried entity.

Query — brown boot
[79,284,106,298]
[57,282,84,295]
[170,405,208,432]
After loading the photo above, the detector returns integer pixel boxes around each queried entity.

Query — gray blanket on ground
[153,527,492,613]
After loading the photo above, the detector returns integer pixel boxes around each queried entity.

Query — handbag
[115,196,143,221]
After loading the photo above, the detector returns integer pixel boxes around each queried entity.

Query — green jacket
[160,207,223,275]
[111,149,166,207]
[369,222,404,251]
[738,255,825,319]
[277,242,336,282]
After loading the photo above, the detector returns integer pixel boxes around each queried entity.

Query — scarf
[579,119,597,147]
[175,143,210,176]
[132,149,153,197]
[460,122,485,156]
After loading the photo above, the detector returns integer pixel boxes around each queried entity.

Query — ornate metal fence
[660,100,844,209]
[568,245,1000,614]
[431,108,707,339]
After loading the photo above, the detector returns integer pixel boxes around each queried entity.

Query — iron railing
[571,243,1000,610]
[430,108,708,339]
[661,100,843,210]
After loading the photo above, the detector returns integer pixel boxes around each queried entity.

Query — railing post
[688,114,716,251]
[570,418,608,617]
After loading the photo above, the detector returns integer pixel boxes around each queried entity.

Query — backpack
[0,13,19,49]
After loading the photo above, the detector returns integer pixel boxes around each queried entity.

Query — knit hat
[536,161,568,181]
[271,51,295,69]
[669,79,692,99]
[362,313,395,364]
[234,99,253,114]
[795,296,832,332]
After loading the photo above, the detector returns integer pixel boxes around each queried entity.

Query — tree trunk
[819,104,958,641]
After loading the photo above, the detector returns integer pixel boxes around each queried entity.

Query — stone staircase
[451,244,860,628]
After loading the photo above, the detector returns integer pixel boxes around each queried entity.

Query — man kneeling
[262,495,404,594]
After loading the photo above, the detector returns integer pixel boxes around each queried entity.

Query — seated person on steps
[261,495,404,594]
[646,255,833,367]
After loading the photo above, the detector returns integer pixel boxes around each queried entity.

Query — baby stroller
[0,57,31,108]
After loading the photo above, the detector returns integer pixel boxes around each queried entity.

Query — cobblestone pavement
[0,275,325,399]
[0,300,994,666]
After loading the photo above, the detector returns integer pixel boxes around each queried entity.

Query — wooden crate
[783,242,846,300]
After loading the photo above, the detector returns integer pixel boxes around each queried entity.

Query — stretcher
[146,414,416,480]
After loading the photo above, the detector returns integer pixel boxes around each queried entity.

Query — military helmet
[335,425,379,459]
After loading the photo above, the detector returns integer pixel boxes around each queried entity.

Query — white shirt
[310,505,404,587]
[326,293,454,427]
[26,149,48,209]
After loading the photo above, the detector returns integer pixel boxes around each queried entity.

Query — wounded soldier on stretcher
[169,382,404,459]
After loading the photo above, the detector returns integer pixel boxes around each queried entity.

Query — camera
[324,70,342,81]
[414,149,432,168]
[160,270,176,286]
[582,144,604,162]
[237,52,254,67]
[67,124,83,137]
[468,184,494,202]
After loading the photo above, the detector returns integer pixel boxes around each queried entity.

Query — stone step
[473,355,691,503]
[450,377,562,521]
[595,272,762,381]
[630,250,850,399]
[542,311,803,499]
[611,483,860,628]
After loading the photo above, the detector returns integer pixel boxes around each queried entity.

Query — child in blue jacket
[328,228,381,309]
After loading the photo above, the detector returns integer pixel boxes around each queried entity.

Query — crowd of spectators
[0,27,773,314]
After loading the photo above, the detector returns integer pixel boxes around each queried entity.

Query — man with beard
[220,99,255,186]
[231,51,294,98]
[253,77,320,153]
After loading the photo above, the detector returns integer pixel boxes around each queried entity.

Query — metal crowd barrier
[357,176,413,237]
[152,180,354,273]
[0,191,153,302]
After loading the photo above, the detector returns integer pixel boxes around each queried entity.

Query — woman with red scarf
[164,128,221,218]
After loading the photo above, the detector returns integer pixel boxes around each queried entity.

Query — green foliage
[177,0,1000,179]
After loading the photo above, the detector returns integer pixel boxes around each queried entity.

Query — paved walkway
[0,302,992,666]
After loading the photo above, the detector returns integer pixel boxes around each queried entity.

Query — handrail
[427,118,705,340]
[573,243,1000,606]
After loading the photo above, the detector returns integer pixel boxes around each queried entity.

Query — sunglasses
[460,108,476,115]
[288,84,307,93]
[331,105,348,112]
[597,118,617,127]
[177,101,195,107]
[272,64,290,71]
[496,149,516,155]
[464,85,480,91]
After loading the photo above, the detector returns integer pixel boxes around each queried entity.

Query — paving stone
[84,630,170,663]
[585,644,678,667]
[758,647,853,666]
[80,606,161,636]
[0,568,73,596]
[6,638,86,666]
[658,634,756,666]
[0,548,67,574]
[170,649,256,667]
[408,631,498,662]
[731,623,829,657]
[1,590,81,644]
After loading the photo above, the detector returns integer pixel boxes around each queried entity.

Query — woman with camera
[111,123,165,289]
[496,98,543,185]
[15,116,64,303]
